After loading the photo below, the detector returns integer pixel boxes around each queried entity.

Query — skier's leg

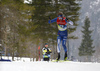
[43,58,46,61]
[62,35,68,60]
[46,58,49,61]
[56,53,60,61]
[64,52,68,61]
[62,36,67,52]
[43,58,49,61]
[56,35,61,60]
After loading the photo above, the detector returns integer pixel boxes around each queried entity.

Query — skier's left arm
[65,18,73,25]
[46,48,52,54]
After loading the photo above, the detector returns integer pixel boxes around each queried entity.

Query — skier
[42,43,52,61]
[48,12,73,61]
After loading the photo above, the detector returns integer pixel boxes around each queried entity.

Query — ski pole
[49,16,52,26]
[67,19,74,60]
[49,16,55,59]
[67,19,69,60]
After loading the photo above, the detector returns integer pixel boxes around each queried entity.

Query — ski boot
[56,53,60,61]
[64,52,68,61]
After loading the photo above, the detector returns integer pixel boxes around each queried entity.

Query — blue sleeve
[48,18,57,24]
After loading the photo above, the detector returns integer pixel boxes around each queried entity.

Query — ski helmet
[45,43,48,45]
[58,12,63,17]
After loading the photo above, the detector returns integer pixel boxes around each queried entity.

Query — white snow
[90,0,100,6]
[90,0,100,9]
[0,57,100,71]
[24,0,32,4]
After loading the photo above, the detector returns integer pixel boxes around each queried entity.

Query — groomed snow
[0,61,100,71]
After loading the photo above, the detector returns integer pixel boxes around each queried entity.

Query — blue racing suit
[48,15,73,53]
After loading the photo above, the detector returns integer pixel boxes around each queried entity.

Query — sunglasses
[59,17,62,20]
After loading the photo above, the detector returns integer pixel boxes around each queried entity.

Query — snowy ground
[0,57,100,71]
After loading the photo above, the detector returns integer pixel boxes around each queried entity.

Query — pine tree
[78,16,95,61]
[0,0,35,60]
[31,0,82,41]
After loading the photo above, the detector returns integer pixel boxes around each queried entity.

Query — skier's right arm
[48,18,57,24]
[42,48,48,55]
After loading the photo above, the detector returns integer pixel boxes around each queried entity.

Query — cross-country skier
[48,12,73,61]
[42,43,52,61]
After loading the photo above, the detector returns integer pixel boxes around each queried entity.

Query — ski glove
[49,16,51,20]
[46,51,52,54]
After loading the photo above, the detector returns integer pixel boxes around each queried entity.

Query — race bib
[57,24,67,31]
